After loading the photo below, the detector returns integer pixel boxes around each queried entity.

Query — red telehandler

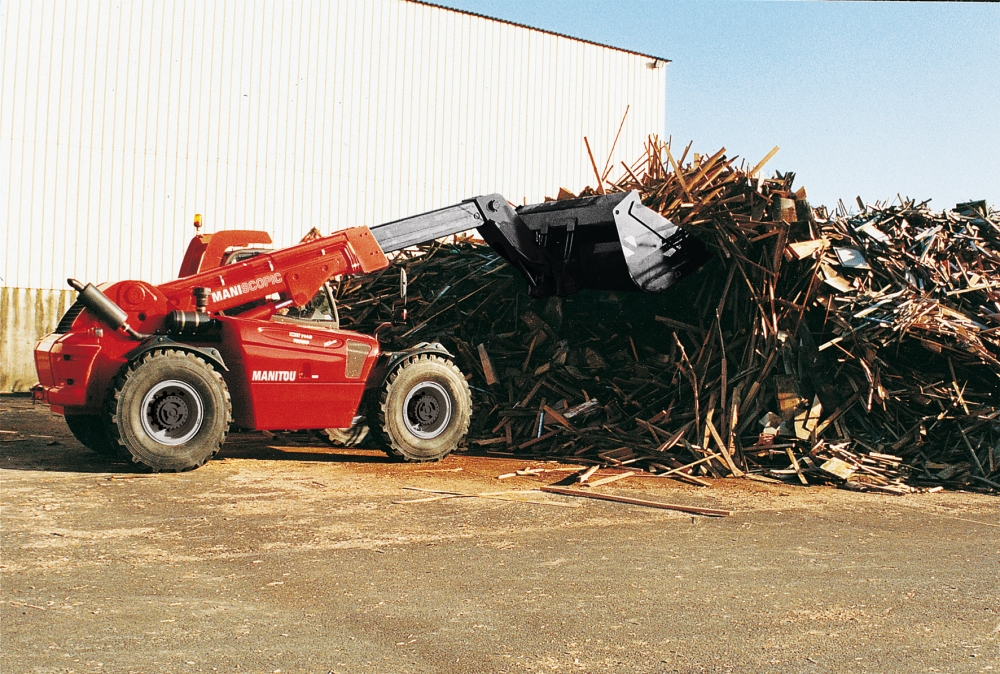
[33,191,709,471]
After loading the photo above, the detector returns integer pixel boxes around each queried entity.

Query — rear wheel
[64,414,119,457]
[106,349,231,472]
[318,423,370,447]
[373,354,472,462]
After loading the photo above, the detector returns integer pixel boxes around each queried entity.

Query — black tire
[318,424,370,447]
[64,414,120,457]
[372,354,472,462]
[106,349,232,472]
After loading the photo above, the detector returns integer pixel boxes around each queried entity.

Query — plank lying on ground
[745,473,786,485]
[646,467,713,487]
[497,467,586,479]
[582,471,635,488]
[970,475,1000,491]
[396,486,581,507]
[539,486,731,516]
[651,452,722,479]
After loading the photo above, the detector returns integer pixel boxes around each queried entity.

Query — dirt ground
[1,396,998,674]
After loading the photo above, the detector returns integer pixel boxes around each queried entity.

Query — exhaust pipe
[67,279,147,340]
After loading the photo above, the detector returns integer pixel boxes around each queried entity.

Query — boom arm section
[158,226,389,314]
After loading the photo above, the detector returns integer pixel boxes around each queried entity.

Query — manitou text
[251,370,298,382]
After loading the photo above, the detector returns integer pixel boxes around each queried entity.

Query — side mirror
[393,268,408,325]
[392,269,409,325]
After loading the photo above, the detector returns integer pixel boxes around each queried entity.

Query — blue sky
[436,1,999,212]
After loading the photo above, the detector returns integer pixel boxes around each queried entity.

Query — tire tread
[105,348,232,472]
[372,354,472,462]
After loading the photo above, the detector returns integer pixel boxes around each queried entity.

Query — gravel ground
[2,397,999,673]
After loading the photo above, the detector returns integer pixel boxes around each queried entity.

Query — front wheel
[64,414,120,457]
[372,354,472,462]
[106,349,232,471]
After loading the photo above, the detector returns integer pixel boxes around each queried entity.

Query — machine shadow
[219,434,397,465]
[0,432,396,474]
[0,444,140,474]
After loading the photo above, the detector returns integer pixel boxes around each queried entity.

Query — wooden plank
[517,430,559,450]
[785,447,809,485]
[600,105,630,180]
[813,393,859,437]
[577,465,600,484]
[787,239,828,260]
[820,457,856,480]
[519,378,546,408]
[749,145,780,177]
[745,474,786,485]
[957,425,986,476]
[648,464,713,487]
[705,417,744,477]
[540,486,731,517]
[469,437,508,446]
[970,475,1000,491]
[649,452,721,478]
[543,404,573,429]
[477,343,498,385]
[396,487,580,507]
[584,136,606,195]
[620,161,643,188]
[655,314,704,335]
[636,418,661,442]
[664,144,694,203]
[498,467,586,480]
[583,471,635,488]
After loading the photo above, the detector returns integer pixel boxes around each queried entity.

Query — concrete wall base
[1,287,75,392]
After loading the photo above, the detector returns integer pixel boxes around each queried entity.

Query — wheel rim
[402,381,452,439]
[140,380,204,446]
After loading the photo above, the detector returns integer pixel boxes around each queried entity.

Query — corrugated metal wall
[0,287,74,392]
[0,0,666,390]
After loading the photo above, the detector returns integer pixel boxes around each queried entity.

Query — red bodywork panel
[34,332,104,412]
[34,226,391,431]
[218,317,380,429]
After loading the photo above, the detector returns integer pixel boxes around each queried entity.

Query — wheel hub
[402,382,452,440]
[411,394,440,425]
[153,394,189,431]
[140,380,204,446]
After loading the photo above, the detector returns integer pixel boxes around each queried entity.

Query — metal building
[0,0,667,391]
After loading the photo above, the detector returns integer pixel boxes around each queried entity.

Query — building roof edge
[405,1,672,64]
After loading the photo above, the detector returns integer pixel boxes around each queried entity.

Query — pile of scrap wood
[333,138,999,495]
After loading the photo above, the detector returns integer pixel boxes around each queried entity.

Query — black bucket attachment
[475,191,711,297]
[369,190,711,298]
